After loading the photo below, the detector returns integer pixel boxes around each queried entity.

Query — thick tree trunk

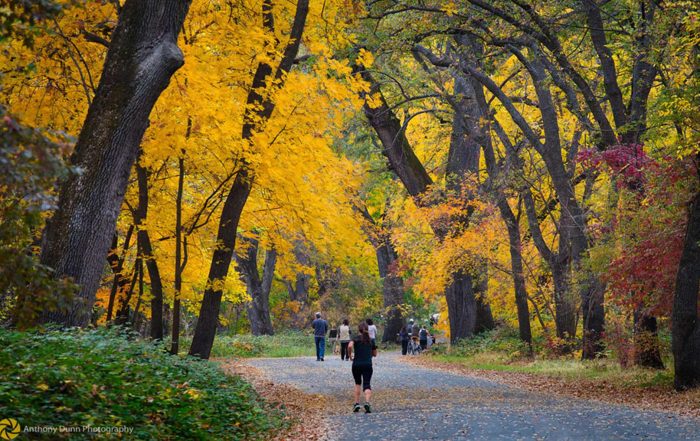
[357,203,405,343]
[448,71,494,335]
[672,163,700,390]
[474,268,495,334]
[445,271,478,342]
[551,263,577,340]
[38,0,191,327]
[134,163,164,340]
[237,236,276,336]
[188,0,310,359]
[376,237,404,343]
[581,275,606,358]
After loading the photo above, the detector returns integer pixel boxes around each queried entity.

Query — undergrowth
[0,327,288,439]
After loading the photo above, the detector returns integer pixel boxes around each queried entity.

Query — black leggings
[352,365,373,391]
[340,341,349,360]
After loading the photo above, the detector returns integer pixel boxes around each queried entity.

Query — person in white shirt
[339,319,351,360]
[366,318,378,346]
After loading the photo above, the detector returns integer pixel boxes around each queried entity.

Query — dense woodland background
[0,0,699,409]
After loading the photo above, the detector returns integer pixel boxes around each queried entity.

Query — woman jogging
[348,322,377,413]
[339,319,351,360]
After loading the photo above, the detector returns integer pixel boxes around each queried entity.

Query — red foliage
[577,143,654,190]
[603,221,684,315]
[590,150,693,316]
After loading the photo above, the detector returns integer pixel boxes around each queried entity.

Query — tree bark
[134,162,164,340]
[496,198,533,345]
[672,156,700,390]
[170,156,185,355]
[375,234,405,343]
[236,236,276,336]
[38,0,191,327]
[286,240,310,303]
[189,0,309,359]
[105,226,134,322]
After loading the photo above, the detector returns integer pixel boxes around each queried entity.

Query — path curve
[244,352,700,440]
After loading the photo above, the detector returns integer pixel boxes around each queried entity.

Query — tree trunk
[114,258,139,325]
[496,198,533,345]
[551,263,577,340]
[38,0,191,327]
[134,162,164,340]
[474,272,495,334]
[672,159,700,390]
[445,271,478,343]
[236,236,276,336]
[376,237,404,343]
[189,0,310,359]
[171,156,184,355]
[286,240,310,303]
[105,227,134,322]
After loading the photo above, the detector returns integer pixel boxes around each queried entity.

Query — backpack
[419,329,427,339]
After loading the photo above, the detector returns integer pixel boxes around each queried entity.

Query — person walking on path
[419,325,428,351]
[339,319,351,360]
[348,322,377,413]
[311,312,328,361]
[399,326,409,355]
[366,318,378,346]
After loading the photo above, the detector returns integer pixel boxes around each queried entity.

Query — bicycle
[406,336,422,355]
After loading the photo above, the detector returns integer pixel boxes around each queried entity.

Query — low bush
[177,331,316,358]
[0,327,287,440]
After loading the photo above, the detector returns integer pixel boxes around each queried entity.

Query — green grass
[430,328,675,389]
[177,331,317,358]
[177,331,403,359]
[0,327,288,440]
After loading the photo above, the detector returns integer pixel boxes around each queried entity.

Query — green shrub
[177,331,316,358]
[0,327,287,439]
[440,327,531,361]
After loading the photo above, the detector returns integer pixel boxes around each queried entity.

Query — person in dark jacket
[347,322,377,413]
[419,325,428,350]
[311,312,328,361]
[399,326,409,355]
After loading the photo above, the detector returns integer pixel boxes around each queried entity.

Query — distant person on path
[399,326,409,355]
[366,319,377,346]
[339,319,351,360]
[348,322,377,413]
[419,325,428,350]
[311,312,328,361]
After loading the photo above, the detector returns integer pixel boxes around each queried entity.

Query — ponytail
[358,322,370,344]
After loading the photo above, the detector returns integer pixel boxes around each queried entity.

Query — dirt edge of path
[404,356,700,418]
[218,358,336,441]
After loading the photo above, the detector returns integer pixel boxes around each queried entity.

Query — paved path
[246,352,700,440]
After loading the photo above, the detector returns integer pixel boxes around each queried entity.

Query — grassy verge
[431,353,674,388]
[0,327,288,440]
[177,331,317,358]
[429,328,674,389]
